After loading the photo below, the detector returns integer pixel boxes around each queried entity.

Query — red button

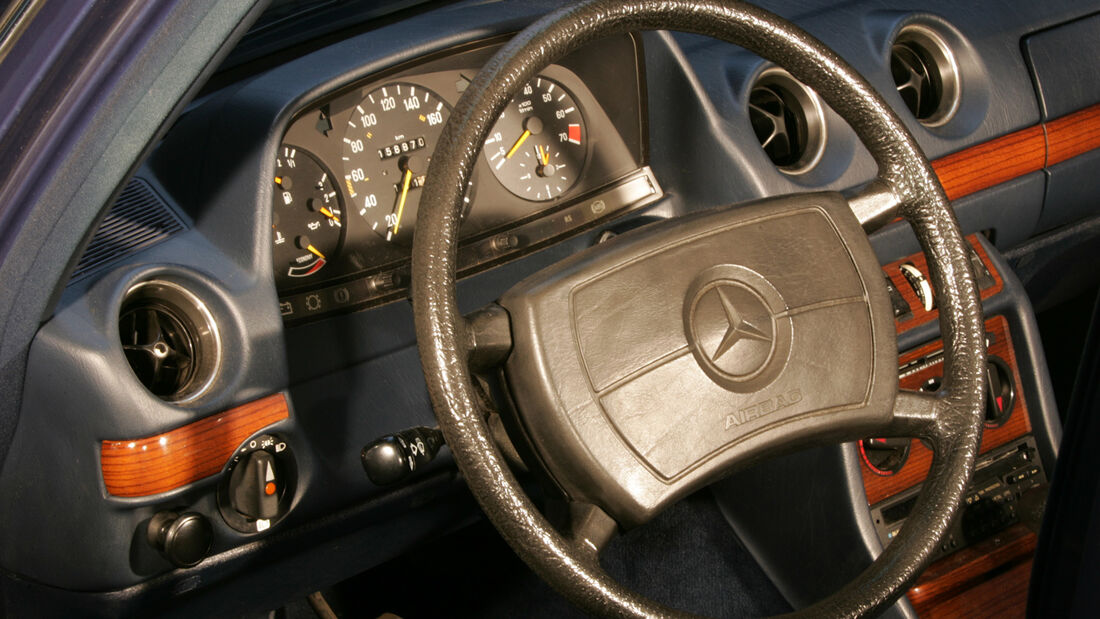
[264,481,277,496]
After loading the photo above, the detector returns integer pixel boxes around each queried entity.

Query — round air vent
[119,280,220,403]
[748,68,826,174]
[890,25,960,127]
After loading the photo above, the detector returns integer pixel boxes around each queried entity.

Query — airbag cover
[501,193,895,524]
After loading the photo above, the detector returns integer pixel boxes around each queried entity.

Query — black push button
[147,511,213,568]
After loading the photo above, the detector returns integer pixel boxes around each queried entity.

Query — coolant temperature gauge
[271,144,344,288]
[484,76,586,201]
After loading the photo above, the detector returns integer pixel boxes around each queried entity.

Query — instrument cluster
[272,35,658,323]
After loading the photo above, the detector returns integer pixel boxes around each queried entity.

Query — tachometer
[271,144,343,287]
[484,76,586,201]
[342,82,470,244]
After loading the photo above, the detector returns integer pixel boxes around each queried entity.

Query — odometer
[342,82,468,244]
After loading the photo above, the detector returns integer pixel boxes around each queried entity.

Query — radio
[870,436,1046,561]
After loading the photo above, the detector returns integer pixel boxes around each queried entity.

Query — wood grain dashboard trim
[932,126,1047,202]
[101,393,289,498]
[929,101,1100,201]
[908,523,1036,618]
[861,315,1031,506]
[1046,103,1100,167]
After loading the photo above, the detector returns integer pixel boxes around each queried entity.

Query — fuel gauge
[271,144,344,288]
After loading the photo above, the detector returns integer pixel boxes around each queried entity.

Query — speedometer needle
[393,168,414,235]
[505,129,531,159]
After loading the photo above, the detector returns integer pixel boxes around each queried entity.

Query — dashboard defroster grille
[70,178,185,283]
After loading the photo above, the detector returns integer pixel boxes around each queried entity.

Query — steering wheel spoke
[885,388,944,439]
[558,501,621,560]
[848,177,902,232]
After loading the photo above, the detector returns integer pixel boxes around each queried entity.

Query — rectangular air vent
[69,178,186,283]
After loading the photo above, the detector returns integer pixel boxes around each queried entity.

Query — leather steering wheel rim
[411,1,987,616]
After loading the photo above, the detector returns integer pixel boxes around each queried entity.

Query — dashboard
[1,0,1099,617]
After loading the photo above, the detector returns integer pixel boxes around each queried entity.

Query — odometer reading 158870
[341,82,455,244]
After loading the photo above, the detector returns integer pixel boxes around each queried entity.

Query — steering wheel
[412,0,986,616]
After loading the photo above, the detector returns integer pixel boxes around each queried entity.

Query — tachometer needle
[319,206,340,224]
[393,168,414,235]
[505,129,531,159]
[306,244,326,260]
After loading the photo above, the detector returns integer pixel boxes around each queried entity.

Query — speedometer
[342,82,471,245]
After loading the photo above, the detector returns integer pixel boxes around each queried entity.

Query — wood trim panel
[926,101,1100,201]
[1046,103,1100,167]
[101,393,289,497]
[886,235,1003,335]
[931,126,1047,202]
[908,523,1036,618]
[918,559,1032,619]
[861,315,1030,505]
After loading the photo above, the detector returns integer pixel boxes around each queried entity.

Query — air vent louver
[749,85,807,168]
[747,69,825,174]
[119,281,220,403]
[890,26,960,127]
[120,302,197,398]
[71,179,184,283]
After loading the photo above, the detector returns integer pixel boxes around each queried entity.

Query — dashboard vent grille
[890,26,960,127]
[748,69,825,174]
[119,280,220,403]
[71,179,185,283]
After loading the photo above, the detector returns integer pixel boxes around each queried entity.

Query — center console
[712,233,1060,618]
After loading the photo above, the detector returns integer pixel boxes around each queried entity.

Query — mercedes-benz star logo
[710,286,772,362]
[684,266,792,393]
